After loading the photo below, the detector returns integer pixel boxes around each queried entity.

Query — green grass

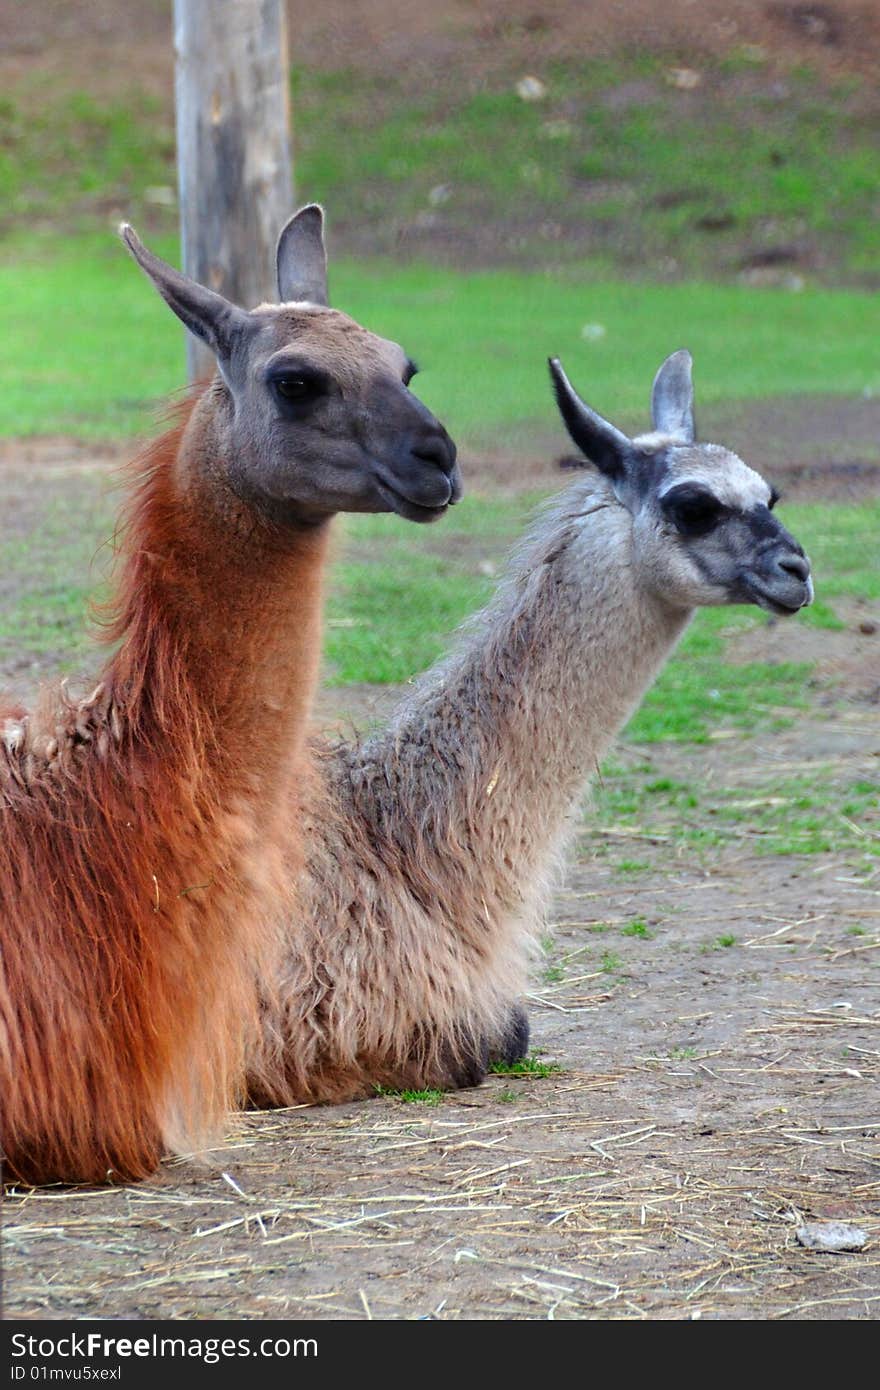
[792,503,880,603]
[621,919,654,939]
[2,240,880,445]
[600,951,625,974]
[542,963,566,985]
[626,609,811,743]
[374,1086,445,1105]
[488,1053,561,1078]
[613,859,651,875]
[0,481,116,677]
[590,759,878,862]
[290,57,880,280]
[3,54,879,280]
[325,498,523,684]
[0,88,175,235]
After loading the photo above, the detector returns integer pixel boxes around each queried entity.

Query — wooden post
[174,0,294,381]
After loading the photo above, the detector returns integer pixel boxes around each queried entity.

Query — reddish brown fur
[1,390,329,1184]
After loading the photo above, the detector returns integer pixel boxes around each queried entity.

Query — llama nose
[411,427,458,476]
[777,550,810,583]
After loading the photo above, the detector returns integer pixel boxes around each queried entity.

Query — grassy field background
[3,47,879,280]
[0,3,876,820]
[1,249,877,792]
[2,242,880,443]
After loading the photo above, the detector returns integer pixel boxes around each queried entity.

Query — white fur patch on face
[632,430,688,453]
[253,300,330,315]
[659,445,773,510]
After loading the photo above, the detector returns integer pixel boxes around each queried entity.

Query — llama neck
[351,480,691,898]
[109,392,329,807]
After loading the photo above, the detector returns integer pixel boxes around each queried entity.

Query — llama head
[549,351,813,615]
[120,207,460,525]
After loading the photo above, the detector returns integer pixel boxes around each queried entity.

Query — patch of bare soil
[0,437,122,474]
[728,594,880,707]
[4,1,880,98]
[466,395,880,498]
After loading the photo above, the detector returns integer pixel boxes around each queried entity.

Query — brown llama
[248,350,813,1105]
[0,206,459,1185]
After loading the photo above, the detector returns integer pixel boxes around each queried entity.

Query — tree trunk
[174,0,294,381]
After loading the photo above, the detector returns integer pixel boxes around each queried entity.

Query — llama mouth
[372,473,453,524]
[747,582,811,616]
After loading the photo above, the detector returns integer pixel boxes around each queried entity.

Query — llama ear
[120,224,252,381]
[276,204,329,306]
[651,349,694,443]
[548,357,630,480]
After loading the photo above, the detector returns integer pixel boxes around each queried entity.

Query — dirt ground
[5,0,880,94]
[1,399,877,1321]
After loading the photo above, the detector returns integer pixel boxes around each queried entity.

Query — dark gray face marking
[621,445,671,509]
[738,504,810,610]
[264,358,334,414]
[683,500,810,612]
[661,481,729,537]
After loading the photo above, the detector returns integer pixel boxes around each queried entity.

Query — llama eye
[275,376,316,403]
[663,488,724,537]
